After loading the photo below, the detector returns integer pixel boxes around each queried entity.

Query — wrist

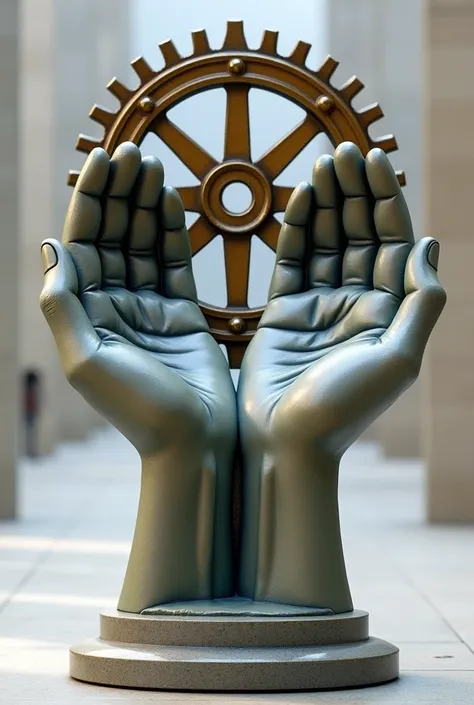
[239,444,353,614]
[118,443,235,613]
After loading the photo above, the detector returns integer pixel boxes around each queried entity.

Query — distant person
[23,370,40,457]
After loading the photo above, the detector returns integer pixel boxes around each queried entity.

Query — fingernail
[41,243,58,274]
[427,241,440,271]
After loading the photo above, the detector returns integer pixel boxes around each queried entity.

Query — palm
[239,143,446,458]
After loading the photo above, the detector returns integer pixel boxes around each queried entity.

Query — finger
[60,149,109,295]
[268,182,312,301]
[333,142,378,288]
[126,156,165,292]
[159,186,198,303]
[97,143,142,289]
[366,148,414,299]
[62,148,109,245]
[40,240,101,383]
[382,238,446,368]
[308,154,344,288]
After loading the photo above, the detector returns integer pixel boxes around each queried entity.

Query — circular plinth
[70,607,399,691]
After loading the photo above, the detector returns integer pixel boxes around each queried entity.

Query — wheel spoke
[226,343,245,369]
[154,117,218,179]
[256,116,321,180]
[272,185,295,213]
[257,217,281,252]
[177,186,202,213]
[223,237,251,307]
[188,217,217,255]
[224,85,251,160]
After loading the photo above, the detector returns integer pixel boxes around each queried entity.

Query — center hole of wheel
[221,181,253,215]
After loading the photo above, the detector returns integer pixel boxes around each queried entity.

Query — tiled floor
[0,427,473,703]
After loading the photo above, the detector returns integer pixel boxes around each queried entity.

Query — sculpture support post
[118,450,233,613]
[240,451,353,613]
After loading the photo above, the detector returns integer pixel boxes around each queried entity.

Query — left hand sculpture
[40,143,237,613]
[238,143,446,613]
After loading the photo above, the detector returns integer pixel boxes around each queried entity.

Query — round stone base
[70,607,399,691]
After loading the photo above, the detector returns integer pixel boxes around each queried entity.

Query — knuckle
[39,286,68,319]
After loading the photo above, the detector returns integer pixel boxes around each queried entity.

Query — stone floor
[0,426,473,704]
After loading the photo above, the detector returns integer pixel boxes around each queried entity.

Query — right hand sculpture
[238,143,446,613]
[40,143,237,613]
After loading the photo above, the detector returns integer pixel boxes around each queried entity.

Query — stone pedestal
[70,605,398,691]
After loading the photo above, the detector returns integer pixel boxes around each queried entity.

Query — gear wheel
[68,20,405,367]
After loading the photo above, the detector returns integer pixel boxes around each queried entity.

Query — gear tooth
[259,29,279,55]
[159,39,181,67]
[359,102,384,127]
[107,77,132,103]
[89,104,115,128]
[288,40,311,66]
[131,56,155,83]
[396,170,406,187]
[76,135,102,154]
[67,170,80,187]
[192,28,211,55]
[372,134,398,154]
[222,20,248,51]
[340,75,364,102]
[317,55,339,82]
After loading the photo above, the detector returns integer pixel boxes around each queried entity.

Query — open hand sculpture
[40,144,237,612]
[41,141,445,616]
[238,142,446,612]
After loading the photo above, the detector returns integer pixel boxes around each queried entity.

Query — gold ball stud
[228,317,246,334]
[316,95,335,114]
[138,96,155,114]
[228,58,246,75]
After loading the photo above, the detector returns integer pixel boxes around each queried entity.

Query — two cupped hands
[40,141,446,614]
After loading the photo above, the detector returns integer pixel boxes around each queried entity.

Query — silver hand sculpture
[41,140,445,617]
[238,142,446,613]
[40,143,237,613]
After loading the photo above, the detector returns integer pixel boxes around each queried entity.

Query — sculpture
[39,22,446,692]
[41,144,237,613]
[238,142,445,613]
[40,141,445,690]
[67,20,407,367]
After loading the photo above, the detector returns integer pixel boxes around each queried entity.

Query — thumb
[40,239,101,383]
[382,237,447,368]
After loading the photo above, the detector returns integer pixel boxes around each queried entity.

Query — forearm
[239,444,353,614]
[118,443,234,613]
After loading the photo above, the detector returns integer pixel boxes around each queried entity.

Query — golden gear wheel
[68,20,405,368]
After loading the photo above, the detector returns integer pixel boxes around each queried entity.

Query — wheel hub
[202,161,272,234]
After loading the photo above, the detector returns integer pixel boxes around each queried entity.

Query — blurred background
[0,0,470,527]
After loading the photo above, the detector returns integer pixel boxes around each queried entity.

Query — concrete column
[52,0,131,441]
[19,1,132,452]
[423,0,474,521]
[19,0,60,457]
[0,0,19,517]
[327,0,423,455]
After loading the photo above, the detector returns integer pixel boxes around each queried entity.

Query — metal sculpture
[39,21,446,693]
[67,20,405,366]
